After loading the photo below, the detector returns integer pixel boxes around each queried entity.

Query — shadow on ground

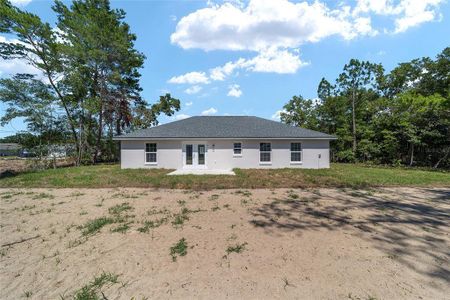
[249,188,450,284]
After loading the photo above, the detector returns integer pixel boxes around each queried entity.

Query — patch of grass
[73,272,118,300]
[177,200,186,206]
[235,190,252,197]
[170,238,188,261]
[108,202,133,215]
[23,291,33,298]
[226,242,247,254]
[137,217,168,233]
[80,217,115,236]
[1,163,449,189]
[32,193,54,200]
[172,212,189,228]
[69,192,85,197]
[111,223,131,233]
[208,194,220,201]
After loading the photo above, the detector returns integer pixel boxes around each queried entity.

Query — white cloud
[201,107,218,116]
[0,58,41,77]
[171,0,370,52]
[173,114,191,121]
[185,101,193,107]
[0,35,41,77]
[353,0,445,33]
[10,0,32,6]
[168,71,210,84]
[184,85,202,94]
[227,84,242,98]
[271,109,286,120]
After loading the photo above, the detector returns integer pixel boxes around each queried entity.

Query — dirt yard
[0,187,449,299]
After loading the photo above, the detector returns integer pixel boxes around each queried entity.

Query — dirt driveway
[0,187,449,299]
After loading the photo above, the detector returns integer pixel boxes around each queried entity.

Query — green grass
[226,242,248,254]
[170,238,188,261]
[80,217,115,236]
[1,163,449,189]
[73,272,119,300]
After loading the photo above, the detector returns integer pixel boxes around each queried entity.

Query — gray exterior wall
[120,139,330,169]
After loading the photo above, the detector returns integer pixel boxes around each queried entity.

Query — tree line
[0,0,180,164]
[280,48,449,168]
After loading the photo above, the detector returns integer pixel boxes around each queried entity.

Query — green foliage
[226,242,247,254]
[73,272,119,300]
[0,0,180,164]
[80,217,115,236]
[281,48,450,168]
[170,238,188,261]
[108,202,133,215]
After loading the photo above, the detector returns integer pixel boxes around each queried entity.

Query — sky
[1,0,450,137]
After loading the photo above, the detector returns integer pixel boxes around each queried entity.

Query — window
[290,142,302,162]
[233,142,242,155]
[260,142,271,163]
[145,143,157,163]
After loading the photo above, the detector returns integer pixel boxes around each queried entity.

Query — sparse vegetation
[73,272,119,300]
[226,242,247,254]
[1,164,449,189]
[80,217,115,236]
[108,202,133,215]
[170,238,188,261]
[32,193,54,200]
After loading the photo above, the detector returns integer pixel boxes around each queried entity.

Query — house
[114,116,336,171]
[0,143,22,157]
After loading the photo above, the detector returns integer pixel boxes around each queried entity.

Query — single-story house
[114,116,336,171]
[0,143,22,157]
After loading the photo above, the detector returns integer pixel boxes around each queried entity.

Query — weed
[287,191,299,199]
[138,216,168,233]
[69,192,85,197]
[73,272,119,300]
[172,213,189,228]
[32,193,54,200]
[108,202,133,215]
[211,205,220,211]
[177,200,186,206]
[111,223,131,233]
[235,190,252,197]
[170,238,188,261]
[226,242,247,254]
[23,291,33,298]
[20,205,36,211]
[209,194,220,201]
[80,210,88,216]
[80,217,115,236]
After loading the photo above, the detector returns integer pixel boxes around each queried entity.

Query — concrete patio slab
[167,169,235,175]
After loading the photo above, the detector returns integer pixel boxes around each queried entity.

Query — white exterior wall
[120,139,330,169]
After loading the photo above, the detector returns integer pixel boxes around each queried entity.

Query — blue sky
[1,0,449,137]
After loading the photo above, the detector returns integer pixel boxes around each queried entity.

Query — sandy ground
[0,187,449,299]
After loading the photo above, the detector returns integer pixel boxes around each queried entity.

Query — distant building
[0,143,22,157]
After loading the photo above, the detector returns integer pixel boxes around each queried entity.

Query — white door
[183,143,207,169]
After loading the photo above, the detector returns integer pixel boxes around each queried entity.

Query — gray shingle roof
[114,116,336,140]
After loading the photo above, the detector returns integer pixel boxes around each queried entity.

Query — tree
[0,0,180,164]
[280,95,318,129]
[336,59,383,158]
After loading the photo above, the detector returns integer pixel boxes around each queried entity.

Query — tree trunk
[409,143,414,166]
[351,89,357,157]
[434,147,450,169]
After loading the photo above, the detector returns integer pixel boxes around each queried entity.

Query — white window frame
[259,142,272,164]
[290,142,302,164]
[233,141,242,157]
[145,143,157,165]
